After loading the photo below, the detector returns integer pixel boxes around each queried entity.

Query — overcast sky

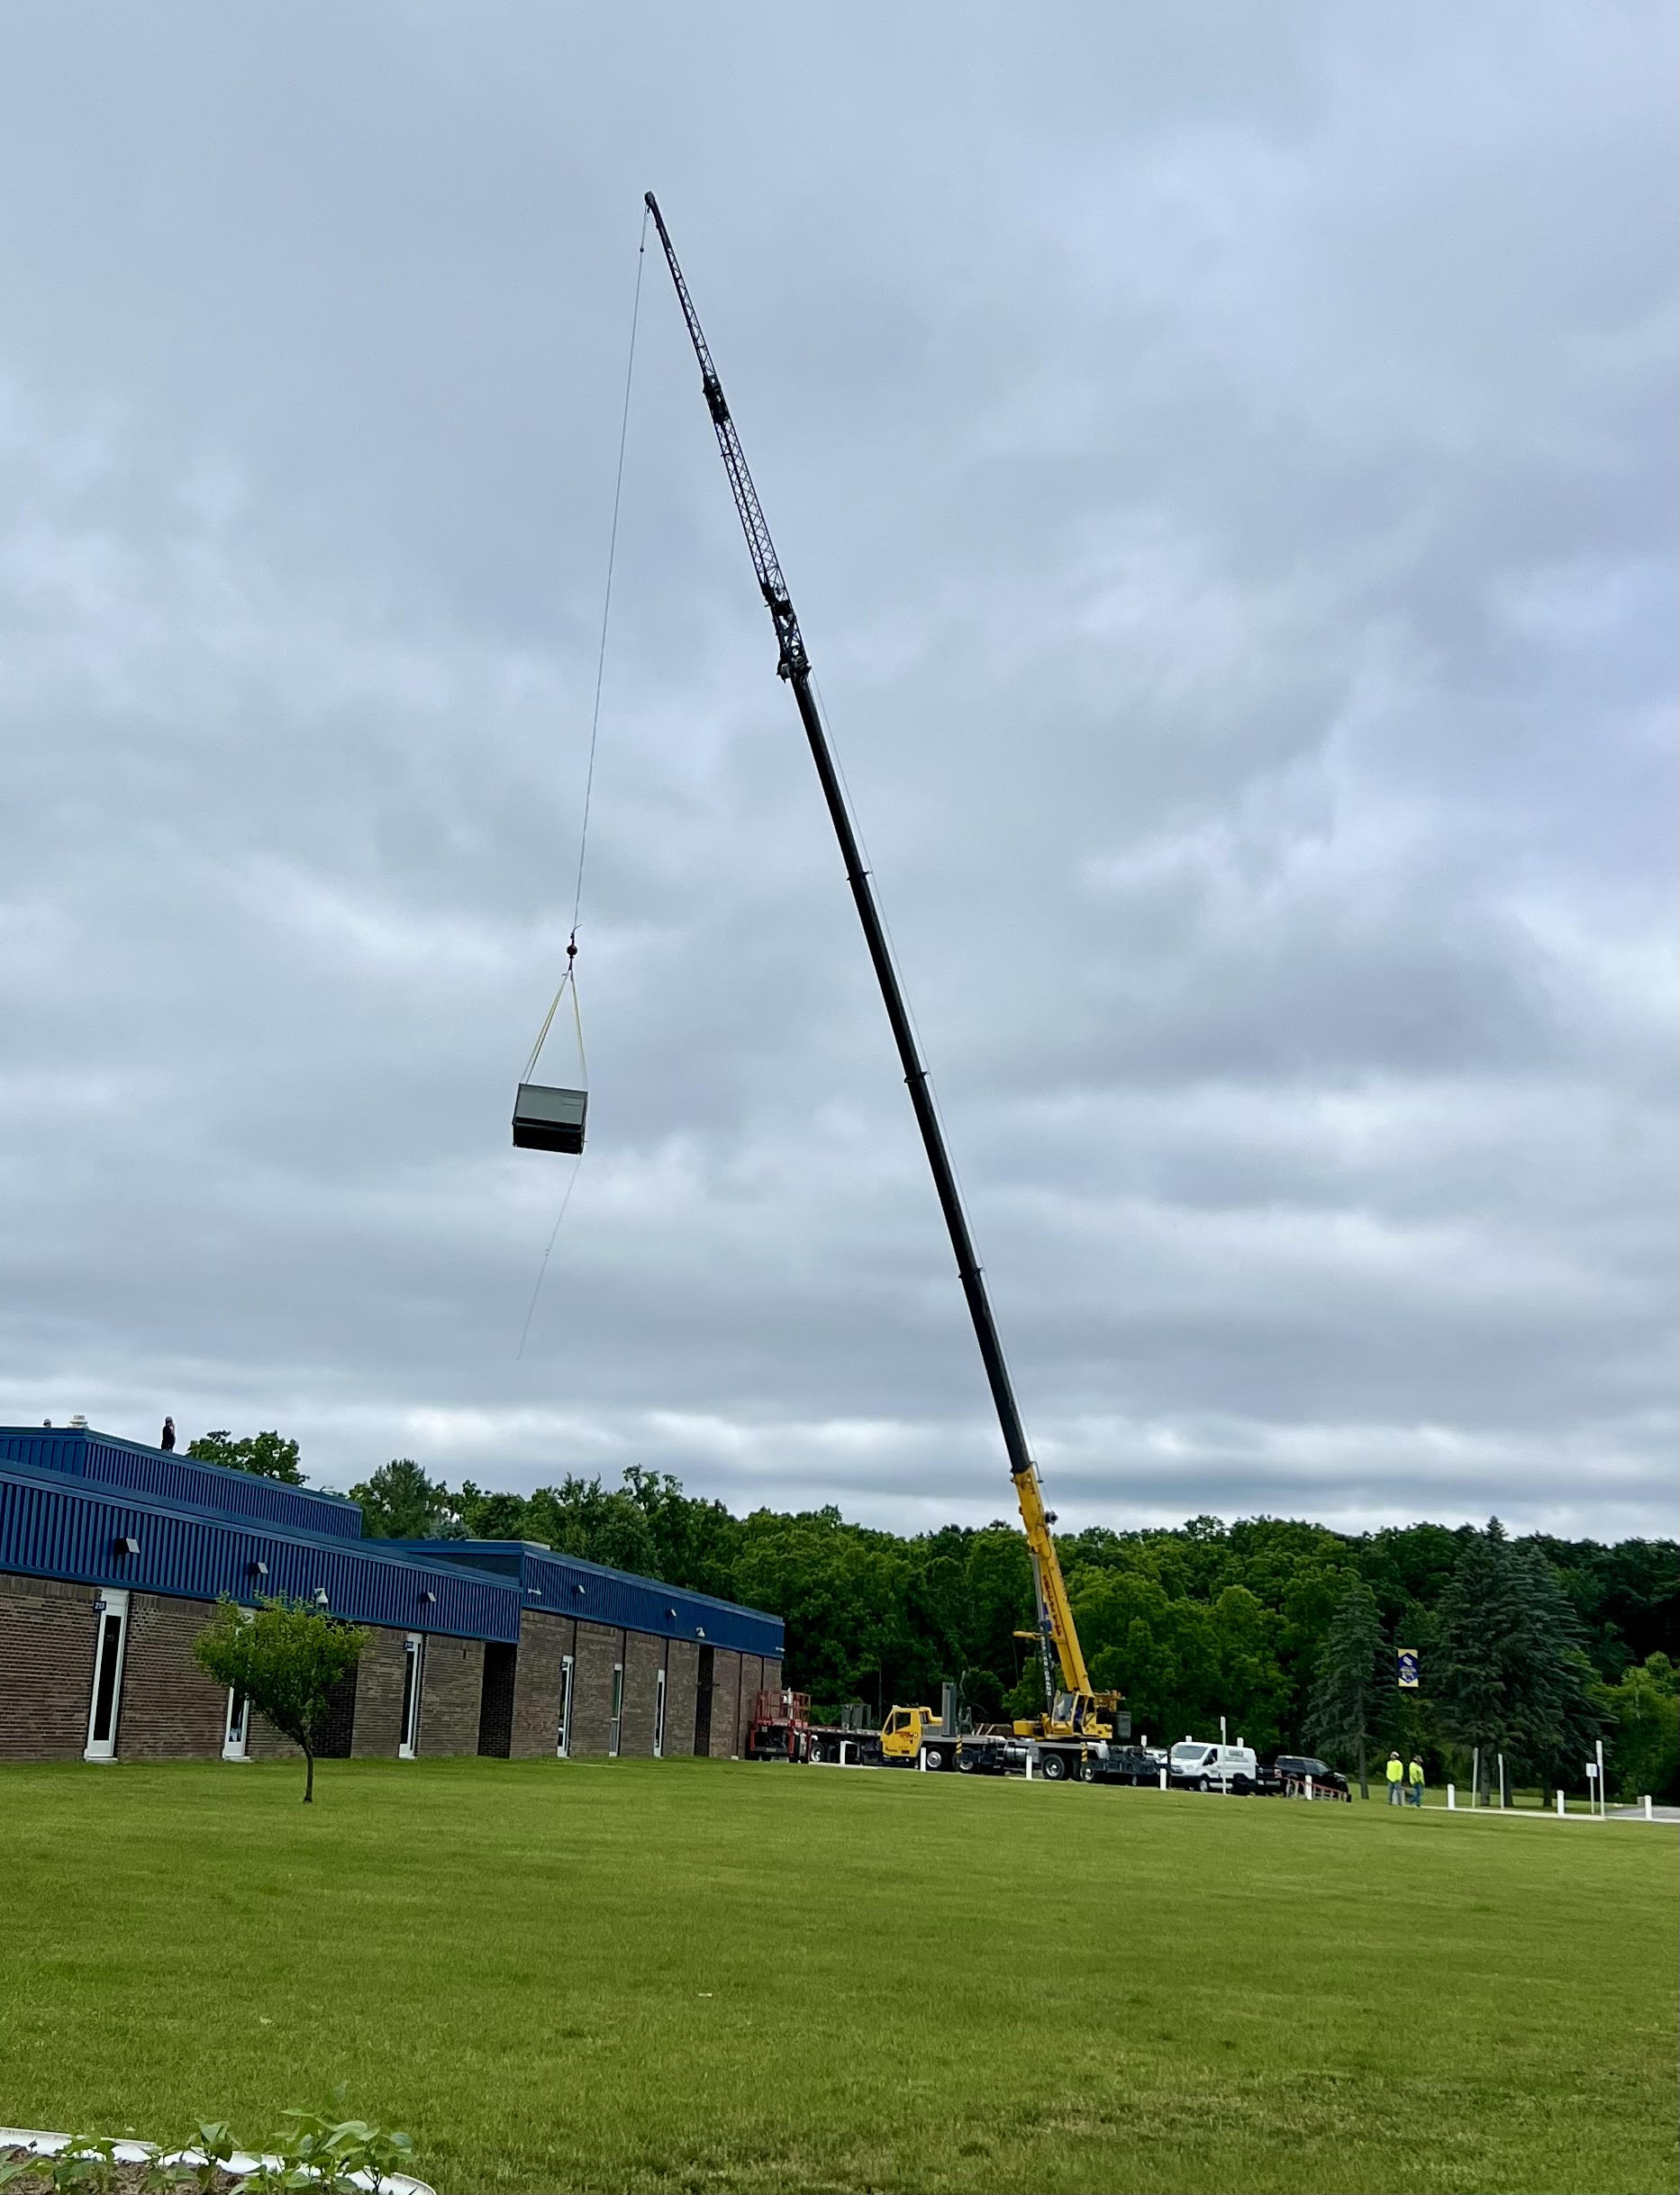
[2,6,1674,1541]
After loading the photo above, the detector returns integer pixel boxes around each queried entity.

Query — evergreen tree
[1434,1519,1604,1799]
[1305,1576,1386,1798]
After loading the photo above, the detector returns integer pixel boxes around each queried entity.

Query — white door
[557,1654,575,1758]
[222,1687,250,1761]
[609,1663,623,1756]
[398,1633,424,1759]
[653,1666,667,1759]
[84,1589,131,1762]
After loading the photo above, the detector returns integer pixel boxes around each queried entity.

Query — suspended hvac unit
[512,1082,587,1155]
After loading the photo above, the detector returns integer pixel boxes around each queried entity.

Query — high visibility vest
[1409,1762,1425,1785]
[1385,1758,1403,1782]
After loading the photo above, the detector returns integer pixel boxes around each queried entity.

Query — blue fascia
[382,1539,785,1660]
[0,1457,518,1643]
[0,1426,362,1540]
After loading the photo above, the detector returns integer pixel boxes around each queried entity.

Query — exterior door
[653,1666,667,1759]
[609,1662,623,1756]
[557,1654,575,1758]
[398,1633,424,1759]
[222,1687,250,1761]
[84,1589,130,1762]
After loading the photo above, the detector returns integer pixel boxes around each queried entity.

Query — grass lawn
[2,1757,1674,2195]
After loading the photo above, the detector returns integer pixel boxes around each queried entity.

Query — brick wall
[620,1630,663,1756]
[664,1637,698,1758]
[417,1636,484,1757]
[0,1573,96,1761]
[349,1626,406,1758]
[569,1621,622,1755]
[507,1611,570,1757]
[734,1654,765,1757]
[707,1647,741,1758]
[119,1592,227,1761]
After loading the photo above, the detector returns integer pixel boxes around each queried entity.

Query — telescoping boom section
[644,192,1117,1741]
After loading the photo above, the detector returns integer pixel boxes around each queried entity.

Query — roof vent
[69,1414,88,1429]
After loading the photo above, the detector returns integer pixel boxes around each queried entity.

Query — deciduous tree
[194,1596,364,1802]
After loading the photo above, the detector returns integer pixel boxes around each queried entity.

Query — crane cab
[513,1081,587,1155]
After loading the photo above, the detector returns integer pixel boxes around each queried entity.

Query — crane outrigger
[646,194,1119,1747]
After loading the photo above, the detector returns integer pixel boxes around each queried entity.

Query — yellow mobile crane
[647,198,1122,1771]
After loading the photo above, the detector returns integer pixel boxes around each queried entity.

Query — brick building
[0,1426,782,1766]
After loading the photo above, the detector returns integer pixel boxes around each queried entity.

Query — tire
[956,1749,977,1773]
[1080,1760,1100,1783]
[1040,1752,1068,1782]
[1197,1775,1211,1793]
[1232,1775,1252,1795]
[922,1746,947,1773]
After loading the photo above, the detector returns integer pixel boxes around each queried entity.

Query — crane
[645,194,1118,1742]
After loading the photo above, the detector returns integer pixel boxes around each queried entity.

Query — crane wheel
[923,1746,947,1773]
[1040,1752,1068,1782]
[1080,1760,1099,1783]
[955,1750,977,1773]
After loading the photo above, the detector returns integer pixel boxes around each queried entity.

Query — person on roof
[160,1416,177,1452]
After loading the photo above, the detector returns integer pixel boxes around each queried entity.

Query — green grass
[2,1758,1674,2195]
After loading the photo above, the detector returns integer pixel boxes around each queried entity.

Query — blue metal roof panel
[386,1538,784,1657]
[0,1463,517,1643]
[0,1428,362,1540]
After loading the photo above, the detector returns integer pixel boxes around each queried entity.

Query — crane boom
[646,193,1104,1718]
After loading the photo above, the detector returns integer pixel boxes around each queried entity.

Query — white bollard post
[1024,1753,1033,1782]
[1555,1790,1565,1817]
[1158,1767,1167,1791]
[918,1746,927,1773]
[1447,1783,1456,1810]
[1644,1794,1653,1820]
[839,1741,849,1767]
[1305,1775,1314,1802]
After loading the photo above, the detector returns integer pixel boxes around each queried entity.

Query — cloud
[0,5,1673,1541]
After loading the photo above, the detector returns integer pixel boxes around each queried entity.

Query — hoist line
[514,1149,584,1360]
[523,201,649,1084]
[515,211,646,1355]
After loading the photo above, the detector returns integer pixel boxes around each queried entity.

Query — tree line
[192,1433,1679,1800]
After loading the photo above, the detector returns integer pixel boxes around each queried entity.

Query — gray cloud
[1,5,1674,1541]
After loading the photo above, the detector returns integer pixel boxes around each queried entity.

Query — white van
[1168,1738,1258,1793]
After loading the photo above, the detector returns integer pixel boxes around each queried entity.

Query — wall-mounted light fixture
[249,1560,269,1579]
[527,1587,543,1599]
[420,1590,437,1605]
[667,1607,677,1621]
[574,1583,586,1599]
[313,1588,330,1608]
[695,1627,706,1640]
[113,1535,141,1556]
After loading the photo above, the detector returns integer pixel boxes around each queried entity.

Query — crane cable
[516,209,648,1359]
[522,201,649,1088]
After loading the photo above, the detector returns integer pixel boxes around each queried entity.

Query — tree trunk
[304,1745,315,1804]
[1357,1733,1368,1801]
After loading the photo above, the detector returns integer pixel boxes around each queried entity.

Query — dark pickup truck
[1259,1753,1351,1800]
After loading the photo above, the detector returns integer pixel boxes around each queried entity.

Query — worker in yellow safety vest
[1385,1751,1405,1805]
[1408,1756,1425,1807]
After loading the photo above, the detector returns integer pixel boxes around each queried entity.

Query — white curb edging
[0,2130,434,2195]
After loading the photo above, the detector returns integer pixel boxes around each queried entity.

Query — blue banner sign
[1396,1647,1420,1690]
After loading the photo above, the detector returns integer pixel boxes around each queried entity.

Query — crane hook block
[513,1082,587,1155]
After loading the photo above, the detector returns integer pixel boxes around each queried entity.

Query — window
[609,1662,624,1757]
[398,1633,424,1759]
[557,1654,575,1759]
[84,1590,130,1762]
[654,1666,667,1760]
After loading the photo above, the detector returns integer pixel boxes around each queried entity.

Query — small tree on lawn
[194,1596,365,1802]
[1305,1575,1387,1799]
